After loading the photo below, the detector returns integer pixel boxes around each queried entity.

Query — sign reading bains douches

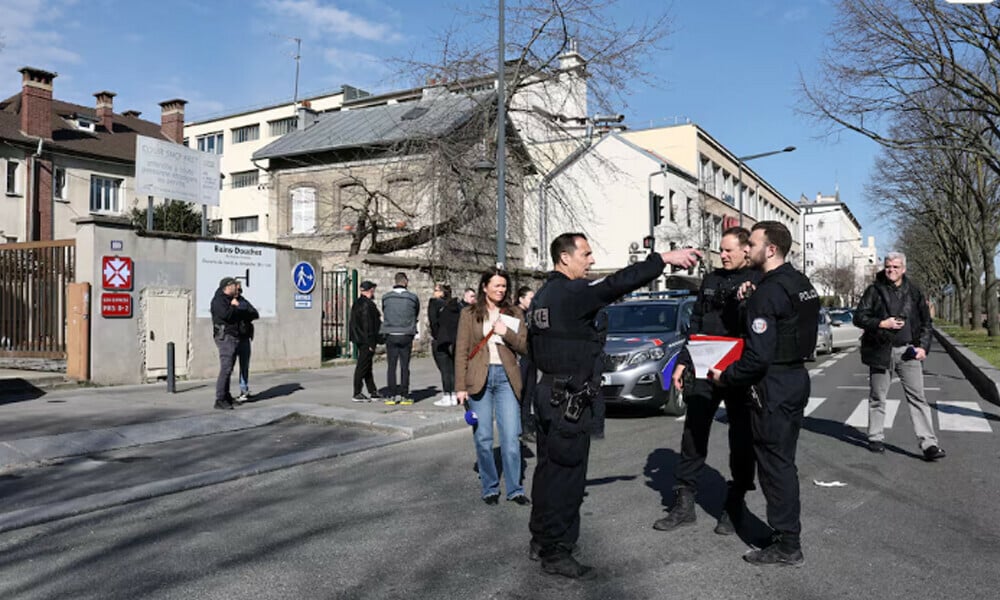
[196,242,276,318]
[135,135,221,206]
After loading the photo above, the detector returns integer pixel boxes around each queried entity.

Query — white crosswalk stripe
[819,360,837,368]
[936,401,993,432]
[805,397,826,417]
[846,399,900,428]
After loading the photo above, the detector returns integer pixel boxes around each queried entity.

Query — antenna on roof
[271,32,302,108]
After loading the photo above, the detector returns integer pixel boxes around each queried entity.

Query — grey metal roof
[254,90,494,160]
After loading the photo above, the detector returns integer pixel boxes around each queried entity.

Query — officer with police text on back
[653,226,760,536]
[527,232,702,579]
[708,221,819,567]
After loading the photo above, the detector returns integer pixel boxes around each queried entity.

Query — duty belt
[539,373,595,423]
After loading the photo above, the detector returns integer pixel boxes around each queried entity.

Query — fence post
[166,341,175,393]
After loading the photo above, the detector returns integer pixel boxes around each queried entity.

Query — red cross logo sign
[102,256,134,290]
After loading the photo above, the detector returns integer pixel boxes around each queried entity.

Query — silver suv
[599,292,695,415]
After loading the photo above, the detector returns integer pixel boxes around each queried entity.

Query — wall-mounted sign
[196,241,276,318]
[102,256,133,290]
[294,293,313,309]
[101,293,133,318]
[110,240,123,251]
[134,134,221,206]
[292,261,316,294]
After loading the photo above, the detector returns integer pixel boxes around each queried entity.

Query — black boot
[714,486,747,536]
[652,488,696,531]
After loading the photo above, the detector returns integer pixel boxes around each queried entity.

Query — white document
[686,338,741,379]
[499,313,520,333]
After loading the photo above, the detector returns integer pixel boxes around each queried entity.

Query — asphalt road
[1,348,998,599]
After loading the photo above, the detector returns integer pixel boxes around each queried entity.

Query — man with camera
[854,252,944,461]
[653,226,760,536]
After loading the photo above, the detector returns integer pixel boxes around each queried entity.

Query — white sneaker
[433,395,453,407]
[448,393,460,406]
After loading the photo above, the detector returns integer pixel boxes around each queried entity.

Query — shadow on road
[0,379,46,405]
[243,383,304,403]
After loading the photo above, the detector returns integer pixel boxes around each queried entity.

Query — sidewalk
[0,356,466,471]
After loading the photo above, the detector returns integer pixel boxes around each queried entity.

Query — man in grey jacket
[381,272,420,405]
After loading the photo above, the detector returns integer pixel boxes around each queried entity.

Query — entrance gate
[321,268,357,359]
[0,240,75,358]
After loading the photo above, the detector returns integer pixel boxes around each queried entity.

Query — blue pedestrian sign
[292,261,316,294]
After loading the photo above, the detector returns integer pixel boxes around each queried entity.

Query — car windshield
[605,303,679,334]
[829,311,853,324]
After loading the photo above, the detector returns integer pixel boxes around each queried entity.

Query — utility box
[145,295,189,378]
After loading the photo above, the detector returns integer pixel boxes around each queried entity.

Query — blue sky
[0,0,889,253]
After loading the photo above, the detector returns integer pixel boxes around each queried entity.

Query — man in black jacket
[349,280,382,401]
[211,277,254,410]
[854,252,944,461]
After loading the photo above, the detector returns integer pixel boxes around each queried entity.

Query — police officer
[708,221,819,567]
[527,232,702,579]
[653,226,760,535]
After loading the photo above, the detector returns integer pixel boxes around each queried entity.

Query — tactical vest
[527,278,601,380]
[769,268,821,364]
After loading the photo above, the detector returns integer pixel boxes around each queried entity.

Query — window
[291,187,316,234]
[90,175,123,213]
[197,132,224,154]
[686,197,692,227]
[53,167,67,201]
[4,236,17,244]
[805,224,814,231]
[209,219,222,235]
[232,124,260,144]
[230,216,259,233]
[806,260,814,267]
[6,160,19,195]
[269,117,298,136]
[805,242,814,249]
[231,170,259,189]
[668,190,676,223]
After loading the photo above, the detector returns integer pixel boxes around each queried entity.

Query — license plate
[600,374,611,386]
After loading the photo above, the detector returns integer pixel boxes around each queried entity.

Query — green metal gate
[321,268,357,359]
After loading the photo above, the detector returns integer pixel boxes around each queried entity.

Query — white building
[799,191,878,302]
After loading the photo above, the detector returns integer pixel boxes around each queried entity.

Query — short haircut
[439,283,452,299]
[722,226,751,246]
[751,221,792,258]
[394,272,408,287]
[884,252,907,268]
[516,286,533,301]
[550,232,587,266]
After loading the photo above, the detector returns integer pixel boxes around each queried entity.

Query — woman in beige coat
[455,268,529,505]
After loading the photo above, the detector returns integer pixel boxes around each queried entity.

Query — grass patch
[937,322,1000,369]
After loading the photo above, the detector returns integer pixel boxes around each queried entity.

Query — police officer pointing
[527,232,702,579]
[653,226,760,535]
[708,221,819,567]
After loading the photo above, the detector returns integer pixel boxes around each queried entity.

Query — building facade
[798,191,878,304]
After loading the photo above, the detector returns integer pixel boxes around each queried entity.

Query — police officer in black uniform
[708,221,819,567]
[653,226,760,535]
[527,232,702,579]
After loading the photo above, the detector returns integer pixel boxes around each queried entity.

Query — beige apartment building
[622,124,801,268]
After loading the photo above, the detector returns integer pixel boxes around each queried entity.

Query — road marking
[846,399,900,428]
[837,386,870,390]
[925,387,940,391]
[805,397,826,417]
[808,369,824,376]
[936,401,993,432]
[819,360,837,368]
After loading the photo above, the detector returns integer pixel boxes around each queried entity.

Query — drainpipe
[26,138,44,240]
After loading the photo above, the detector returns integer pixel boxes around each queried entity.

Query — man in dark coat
[854,252,944,460]
[349,281,382,401]
[211,277,254,410]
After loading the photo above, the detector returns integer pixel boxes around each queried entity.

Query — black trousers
[752,366,809,548]
[385,334,414,396]
[353,343,377,396]
[674,378,755,493]
[214,334,239,402]
[431,342,455,393]
[529,383,591,557]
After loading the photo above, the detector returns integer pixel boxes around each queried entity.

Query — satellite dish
[629,241,639,252]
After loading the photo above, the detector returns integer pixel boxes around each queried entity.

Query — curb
[932,327,1000,407]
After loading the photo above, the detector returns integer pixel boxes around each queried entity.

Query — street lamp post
[495,0,507,269]
[736,146,796,227]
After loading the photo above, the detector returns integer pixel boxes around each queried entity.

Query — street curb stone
[933,327,1000,407]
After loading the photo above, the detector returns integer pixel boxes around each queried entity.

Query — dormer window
[68,113,98,132]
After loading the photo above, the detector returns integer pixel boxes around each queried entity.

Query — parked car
[828,308,863,350]
[599,292,695,415]
[814,308,834,358]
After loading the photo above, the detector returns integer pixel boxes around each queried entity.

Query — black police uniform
[718,262,819,554]
[674,266,760,496]
[527,253,669,571]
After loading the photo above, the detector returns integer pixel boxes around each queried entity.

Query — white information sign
[196,241,277,317]
[135,134,221,206]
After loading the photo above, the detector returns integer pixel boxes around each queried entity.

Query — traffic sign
[292,261,316,294]
[102,256,134,290]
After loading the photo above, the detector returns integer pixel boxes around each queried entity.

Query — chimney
[94,90,116,132]
[122,109,142,118]
[19,66,57,139]
[297,100,318,131]
[158,98,187,143]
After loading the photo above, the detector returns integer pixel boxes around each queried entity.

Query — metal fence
[0,240,75,358]
[321,268,357,359]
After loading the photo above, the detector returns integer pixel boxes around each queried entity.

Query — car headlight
[628,346,665,366]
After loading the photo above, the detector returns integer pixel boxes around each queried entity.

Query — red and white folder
[686,334,744,379]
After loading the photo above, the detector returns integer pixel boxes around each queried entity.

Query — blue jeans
[470,365,524,499]
[237,337,252,394]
